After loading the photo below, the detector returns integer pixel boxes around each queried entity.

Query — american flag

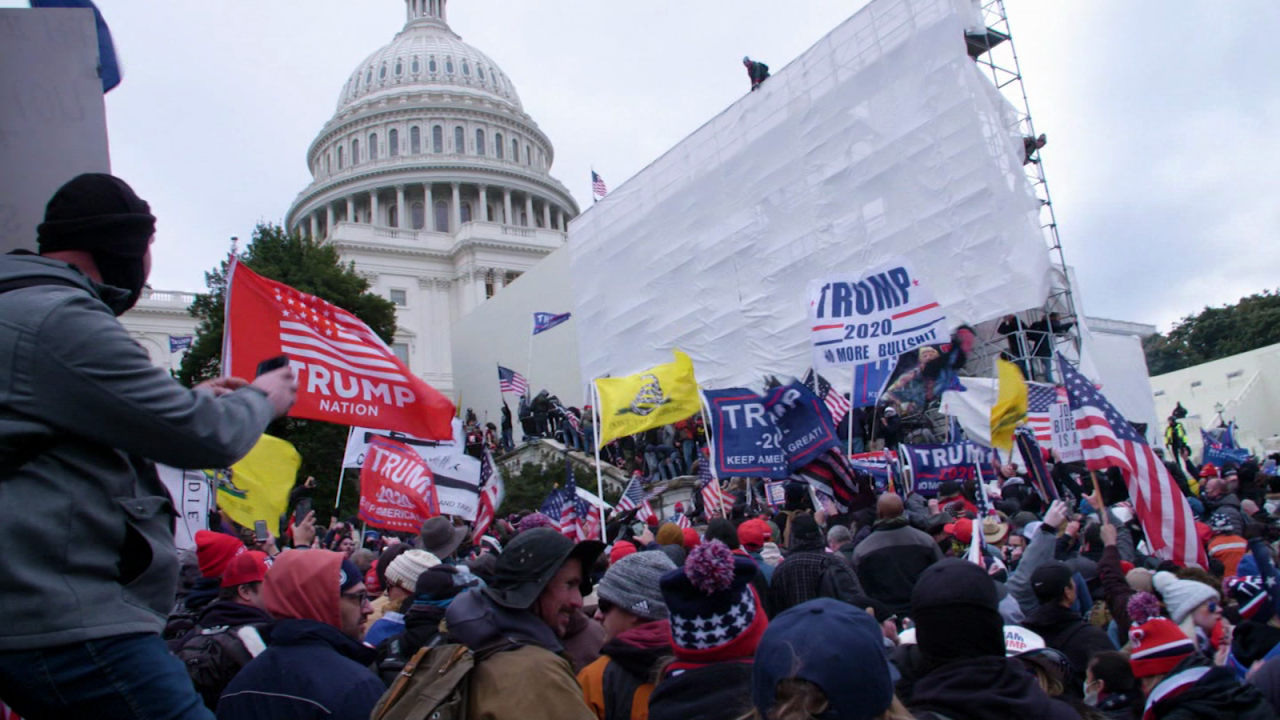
[498,366,529,396]
[673,513,691,530]
[793,448,875,513]
[1026,383,1057,447]
[803,369,851,426]
[1058,355,1207,568]
[591,170,608,199]
[472,449,504,539]
[1015,427,1058,502]
[614,475,644,513]
[698,456,734,519]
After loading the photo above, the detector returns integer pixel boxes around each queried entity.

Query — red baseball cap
[737,519,767,551]
[221,550,270,588]
[945,518,974,545]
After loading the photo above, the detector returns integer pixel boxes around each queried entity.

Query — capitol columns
[451,183,462,230]
[542,200,551,230]
[370,190,381,227]
[309,212,318,240]
[424,183,434,230]
[556,208,564,232]
[326,204,335,238]
[503,188,513,226]
[395,185,407,229]
[478,185,488,222]
[524,194,534,228]
[346,196,355,224]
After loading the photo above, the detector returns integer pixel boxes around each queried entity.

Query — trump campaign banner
[808,258,946,369]
[359,437,441,533]
[902,442,999,497]
[341,421,481,521]
[343,418,464,468]
[223,259,454,439]
[764,381,843,471]
[702,388,789,479]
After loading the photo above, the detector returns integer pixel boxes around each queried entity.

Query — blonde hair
[736,679,915,720]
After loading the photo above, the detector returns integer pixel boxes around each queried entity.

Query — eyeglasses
[341,591,370,605]
[1207,601,1220,614]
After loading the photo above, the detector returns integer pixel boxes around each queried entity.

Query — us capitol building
[122,0,579,397]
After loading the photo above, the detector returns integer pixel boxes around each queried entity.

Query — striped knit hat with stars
[659,539,767,669]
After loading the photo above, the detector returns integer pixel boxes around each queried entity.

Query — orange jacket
[1209,534,1248,577]
[578,655,655,720]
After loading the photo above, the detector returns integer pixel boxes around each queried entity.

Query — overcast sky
[5,0,1276,331]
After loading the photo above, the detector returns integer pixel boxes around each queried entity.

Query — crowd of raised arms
[4,174,1280,720]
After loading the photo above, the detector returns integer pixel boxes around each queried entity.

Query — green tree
[1143,289,1280,375]
[177,223,397,520]
[496,458,621,517]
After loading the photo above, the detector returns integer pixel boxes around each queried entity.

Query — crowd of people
[6,174,1280,720]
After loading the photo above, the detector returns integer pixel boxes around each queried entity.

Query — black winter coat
[649,662,754,720]
[1146,655,1273,719]
[1021,602,1116,699]
[909,655,1081,720]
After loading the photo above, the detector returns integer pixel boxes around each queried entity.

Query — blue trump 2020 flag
[532,312,571,335]
[31,0,122,92]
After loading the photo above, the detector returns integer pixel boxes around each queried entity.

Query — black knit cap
[911,558,1006,663]
[37,173,155,257]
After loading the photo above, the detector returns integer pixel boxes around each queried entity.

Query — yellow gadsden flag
[990,358,1029,452]
[218,435,301,537]
[595,350,701,445]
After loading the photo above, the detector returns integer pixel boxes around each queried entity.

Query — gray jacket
[0,254,276,650]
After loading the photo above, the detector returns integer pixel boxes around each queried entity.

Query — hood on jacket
[263,550,346,630]
[0,252,132,315]
[1231,621,1280,667]
[604,619,672,678]
[196,599,274,629]
[183,576,222,613]
[909,656,1080,720]
[444,587,563,655]
[268,618,377,667]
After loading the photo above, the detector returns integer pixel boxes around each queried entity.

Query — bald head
[1205,478,1227,499]
[877,493,904,520]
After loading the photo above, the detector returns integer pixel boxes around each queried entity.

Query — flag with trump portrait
[223,259,455,439]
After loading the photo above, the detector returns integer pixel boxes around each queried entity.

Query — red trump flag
[358,437,441,533]
[223,259,454,439]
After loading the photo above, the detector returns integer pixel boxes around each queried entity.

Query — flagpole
[527,316,536,403]
[334,425,356,509]
[696,389,725,518]
[591,380,608,537]
[848,365,856,456]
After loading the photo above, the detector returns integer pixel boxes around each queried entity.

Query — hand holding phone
[253,520,269,543]
[256,355,291,378]
[296,498,312,523]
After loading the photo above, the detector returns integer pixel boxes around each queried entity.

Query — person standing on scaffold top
[744,56,770,90]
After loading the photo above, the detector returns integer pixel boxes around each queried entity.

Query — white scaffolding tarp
[570,0,1050,389]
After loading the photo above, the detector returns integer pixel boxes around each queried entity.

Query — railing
[337,220,564,248]
[139,289,198,305]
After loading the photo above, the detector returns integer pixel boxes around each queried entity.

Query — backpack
[173,624,268,710]
[371,644,475,720]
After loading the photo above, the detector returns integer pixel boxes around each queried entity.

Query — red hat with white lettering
[222,550,270,588]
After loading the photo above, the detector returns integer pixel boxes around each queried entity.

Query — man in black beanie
[905,559,1080,720]
[0,174,298,720]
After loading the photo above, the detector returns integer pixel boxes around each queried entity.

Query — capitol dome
[284,0,579,395]
[335,6,523,114]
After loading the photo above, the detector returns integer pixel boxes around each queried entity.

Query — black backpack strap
[601,658,645,720]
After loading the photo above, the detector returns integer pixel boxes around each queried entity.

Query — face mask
[1082,682,1099,707]
[93,252,147,315]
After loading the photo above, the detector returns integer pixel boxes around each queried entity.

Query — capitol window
[461,202,472,224]
[352,138,360,165]
[392,343,409,364]
[475,129,485,156]
[389,289,407,306]
[366,68,373,85]
[411,202,424,230]
[338,146,345,169]
[389,129,399,157]
[495,133,504,159]
[395,60,403,76]
[434,201,449,233]
[379,64,387,81]
[432,125,443,153]
[429,56,437,73]
[462,60,470,76]
[410,126,421,154]
[525,145,531,165]
[411,57,420,74]
[454,126,464,153]
[511,139,519,163]
[445,57,454,74]
[478,66,485,81]
[369,133,378,161]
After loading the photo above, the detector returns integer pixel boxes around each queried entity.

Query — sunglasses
[341,590,370,605]
[1207,601,1220,614]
